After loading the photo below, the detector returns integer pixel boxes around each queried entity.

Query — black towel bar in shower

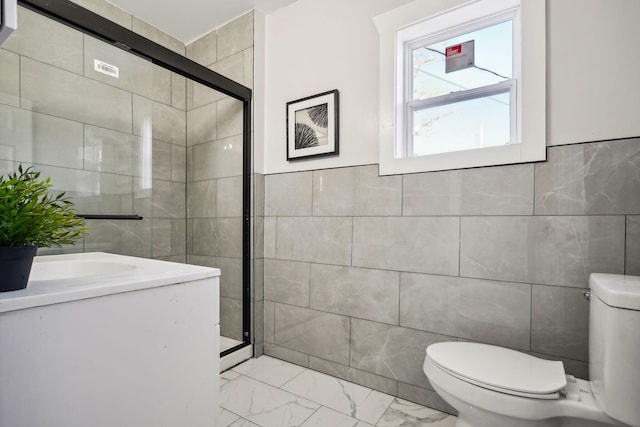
[77,214,144,220]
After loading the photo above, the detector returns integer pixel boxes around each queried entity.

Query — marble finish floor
[220,356,457,427]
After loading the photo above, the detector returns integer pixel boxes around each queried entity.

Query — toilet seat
[426,342,567,400]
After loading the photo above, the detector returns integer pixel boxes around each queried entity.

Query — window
[375,0,545,175]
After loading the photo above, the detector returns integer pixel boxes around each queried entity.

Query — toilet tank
[589,273,640,427]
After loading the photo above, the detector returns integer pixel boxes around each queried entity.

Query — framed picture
[286,90,339,161]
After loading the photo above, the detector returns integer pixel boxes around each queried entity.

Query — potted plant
[0,165,86,292]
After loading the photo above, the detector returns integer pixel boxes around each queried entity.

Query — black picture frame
[286,89,339,161]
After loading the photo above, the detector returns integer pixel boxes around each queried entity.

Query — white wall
[257,0,640,174]
[547,0,640,145]
[257,0,413,174]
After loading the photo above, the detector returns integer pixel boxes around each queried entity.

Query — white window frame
[374,0,545,175]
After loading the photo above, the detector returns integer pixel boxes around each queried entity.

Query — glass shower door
[0,4,249,356]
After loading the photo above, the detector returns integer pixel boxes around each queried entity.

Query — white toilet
[423,273,640,427]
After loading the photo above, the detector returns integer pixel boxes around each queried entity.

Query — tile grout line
[227,357,452,426]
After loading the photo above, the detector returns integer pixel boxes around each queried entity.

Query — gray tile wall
[0,6,187,260]
[184,12,254,344]
[263,140,639,411]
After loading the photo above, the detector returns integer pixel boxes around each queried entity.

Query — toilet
[423,273,640,427]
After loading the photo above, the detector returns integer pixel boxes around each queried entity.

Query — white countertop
[0,252,220,314]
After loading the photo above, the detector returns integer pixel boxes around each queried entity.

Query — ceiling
[107,0,297,44]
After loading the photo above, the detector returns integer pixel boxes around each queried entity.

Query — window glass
[412,20,513,101]
[412,91,511,156]
[408,19,514,157]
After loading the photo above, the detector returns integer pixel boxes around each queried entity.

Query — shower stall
[0,0,253,363]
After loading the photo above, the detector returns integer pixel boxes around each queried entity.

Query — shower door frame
[18,0,253,357]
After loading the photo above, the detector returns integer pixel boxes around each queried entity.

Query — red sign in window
[446,44,462,56]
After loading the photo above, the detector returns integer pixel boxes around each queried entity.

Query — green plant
[0,165,86,247]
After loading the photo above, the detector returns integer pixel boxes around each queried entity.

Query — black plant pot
[0,246,38,292]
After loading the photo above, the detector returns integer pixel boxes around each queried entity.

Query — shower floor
[221,336,243,353]
[220,336,252,372]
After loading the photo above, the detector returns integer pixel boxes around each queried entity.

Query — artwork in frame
[286,90,339,161]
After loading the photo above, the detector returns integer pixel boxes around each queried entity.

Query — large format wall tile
[189,81,226,110]
[152,218,172,257]
[0,104,83,168]
[310,264,400,325]
[187,180,216,218]
[211,52,245,87]
[186,30,217,67]
[152,141,172,180]
[21,58,132,133]
[221,296,243,341]
[171,144,186,182]
[186,254,217,268]
[243,48,254,89]
[352,217,459,275]
[191,218,242,258]
[254,172,265,217]
[308,356,398,396]
[152,179,185,219]
[217,97,243,139]
[84,220,151,257]
[313,165,402,216]
[460,216,625,287]
[83,36,153,98]
[192,135,243,180]
[151,65,172,105]
[535,139,640,215]
[530,352,588,380]
[34,165,133,214]
[276,217,352,266]
[350,319,455,389]
[397,382,455,415]
[171,73,186,110]
[264,259,310,307]
[531,285,589,361]
[264,301,275,343]
[274,304,350,365]
[187,102,217,145]
[254,300,264,346]
[254,257,264,301]
[5,7,83,74]
[403,163,533,216]
[264,217,277,258]
[170,219,186,256]
[265,172,312,216]
[254,216,265,259]
[217,256,243,300]
[217,176,243,217]
[213,218,243,258]
[217,11,253,60]
[84,125,142,176]
[626,216,640,276]
[0,49,20,107]
[133,96,186,146]
[400,273,531,350]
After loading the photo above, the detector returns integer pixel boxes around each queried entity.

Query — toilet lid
[427,342,567,396]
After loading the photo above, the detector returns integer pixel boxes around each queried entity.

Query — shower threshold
[220,336,252,372]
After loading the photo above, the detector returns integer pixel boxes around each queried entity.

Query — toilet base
[426,364,623,427]
[432,382,562,427]
[436,383,612,427]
